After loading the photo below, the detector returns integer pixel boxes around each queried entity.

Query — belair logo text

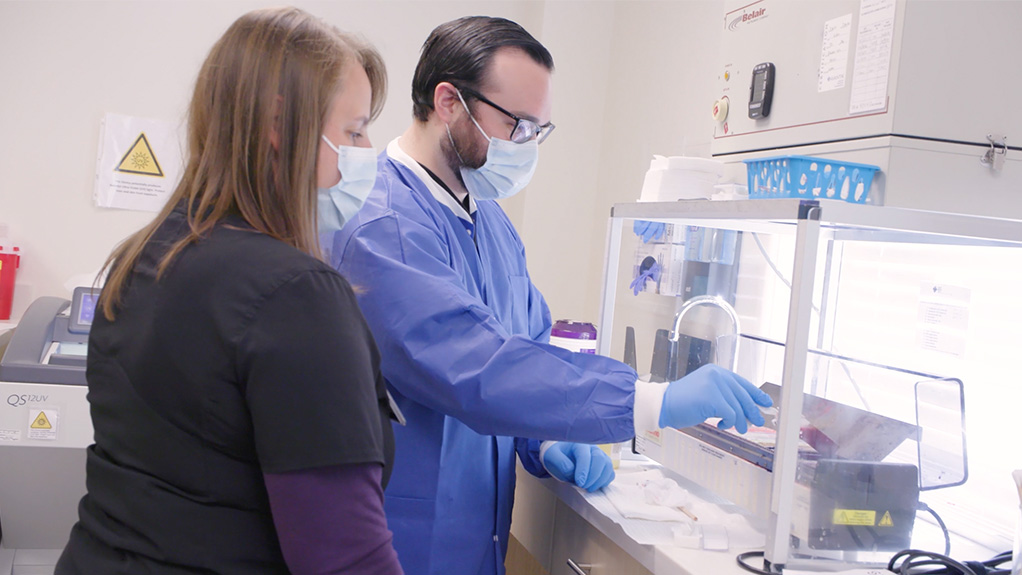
[727,5,768,31]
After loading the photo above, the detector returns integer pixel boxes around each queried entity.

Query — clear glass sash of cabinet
[599,199,1022,571]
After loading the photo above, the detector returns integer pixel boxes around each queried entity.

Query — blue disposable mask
[317,135,377,234]
[452,92,539,201]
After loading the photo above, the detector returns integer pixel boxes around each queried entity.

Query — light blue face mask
[452,91,539,201]
[317,135,377,234]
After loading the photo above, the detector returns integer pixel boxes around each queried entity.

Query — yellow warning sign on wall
[115,132,165,177]
[96,113,181,212]
[878,511,894,527]
[30,410,52,429]
[832,509,876,526]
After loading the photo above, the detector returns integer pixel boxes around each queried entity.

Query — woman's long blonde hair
[98,6,386,320]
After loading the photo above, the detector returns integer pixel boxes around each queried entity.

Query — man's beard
[443,116,487,185]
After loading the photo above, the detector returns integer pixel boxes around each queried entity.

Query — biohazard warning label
[27,407,58,440]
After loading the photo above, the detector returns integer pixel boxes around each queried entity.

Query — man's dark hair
[411,16,554,122]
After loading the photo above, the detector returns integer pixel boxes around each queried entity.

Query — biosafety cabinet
[710,0,1022,218]
[599,199,1022,571]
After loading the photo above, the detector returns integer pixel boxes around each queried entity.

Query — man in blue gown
[330,16,772,575]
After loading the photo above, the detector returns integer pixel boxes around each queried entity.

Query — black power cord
[888,549,1013,575]
[918,502,951,556]
[735,549,1013,575]
[736,550,772,575]
[734,501,1002,575]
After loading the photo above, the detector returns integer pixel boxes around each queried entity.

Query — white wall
[0,0,726,328]
[508,0,618,325]
[0,0,546,319]
[516,0,725,326]
[0,0,727,327]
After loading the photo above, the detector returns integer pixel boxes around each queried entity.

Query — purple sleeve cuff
[264,463,403,575]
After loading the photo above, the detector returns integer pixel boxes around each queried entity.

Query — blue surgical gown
[330,146,638,575]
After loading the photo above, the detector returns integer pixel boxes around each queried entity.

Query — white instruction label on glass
[917,282,970,356]
[917,328,965,357]
[918,302,969,331]
[920,282,971,304]
[819,14,852,92]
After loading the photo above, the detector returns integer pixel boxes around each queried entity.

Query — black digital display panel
[748,62,775,119]
[69,286,100,334]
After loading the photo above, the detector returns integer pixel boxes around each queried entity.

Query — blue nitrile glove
[633,220,666,243]
[629,260,661,295]
[659,364,773,434]
[541,442,616,492]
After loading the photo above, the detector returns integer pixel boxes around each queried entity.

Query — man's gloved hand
[659,364,773,434]
[633,220,666,243]
[541,442,615,492]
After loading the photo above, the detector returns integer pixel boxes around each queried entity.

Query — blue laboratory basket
[743,155,880,204]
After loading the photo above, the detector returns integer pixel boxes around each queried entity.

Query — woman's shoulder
[213,226,326,266]
[176,225,347,305]
[154,208,333,278]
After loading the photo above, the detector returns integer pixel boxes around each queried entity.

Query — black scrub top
[56,208,395,574]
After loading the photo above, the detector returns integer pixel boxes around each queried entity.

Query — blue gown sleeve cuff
[515,437,549,478]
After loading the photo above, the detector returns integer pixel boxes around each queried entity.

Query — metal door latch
[981,134,1007,171]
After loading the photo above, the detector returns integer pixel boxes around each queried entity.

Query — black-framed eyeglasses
[456,86,555,145]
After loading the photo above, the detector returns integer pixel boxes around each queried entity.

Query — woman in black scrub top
[55,7,403,574]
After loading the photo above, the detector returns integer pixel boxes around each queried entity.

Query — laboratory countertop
[531,457,761,575]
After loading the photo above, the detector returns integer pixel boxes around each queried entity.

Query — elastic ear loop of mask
[455,89,491,142]
[446,123,467,165]
[447,86,490,165]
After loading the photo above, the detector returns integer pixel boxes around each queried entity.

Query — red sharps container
[0,241,21,320]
